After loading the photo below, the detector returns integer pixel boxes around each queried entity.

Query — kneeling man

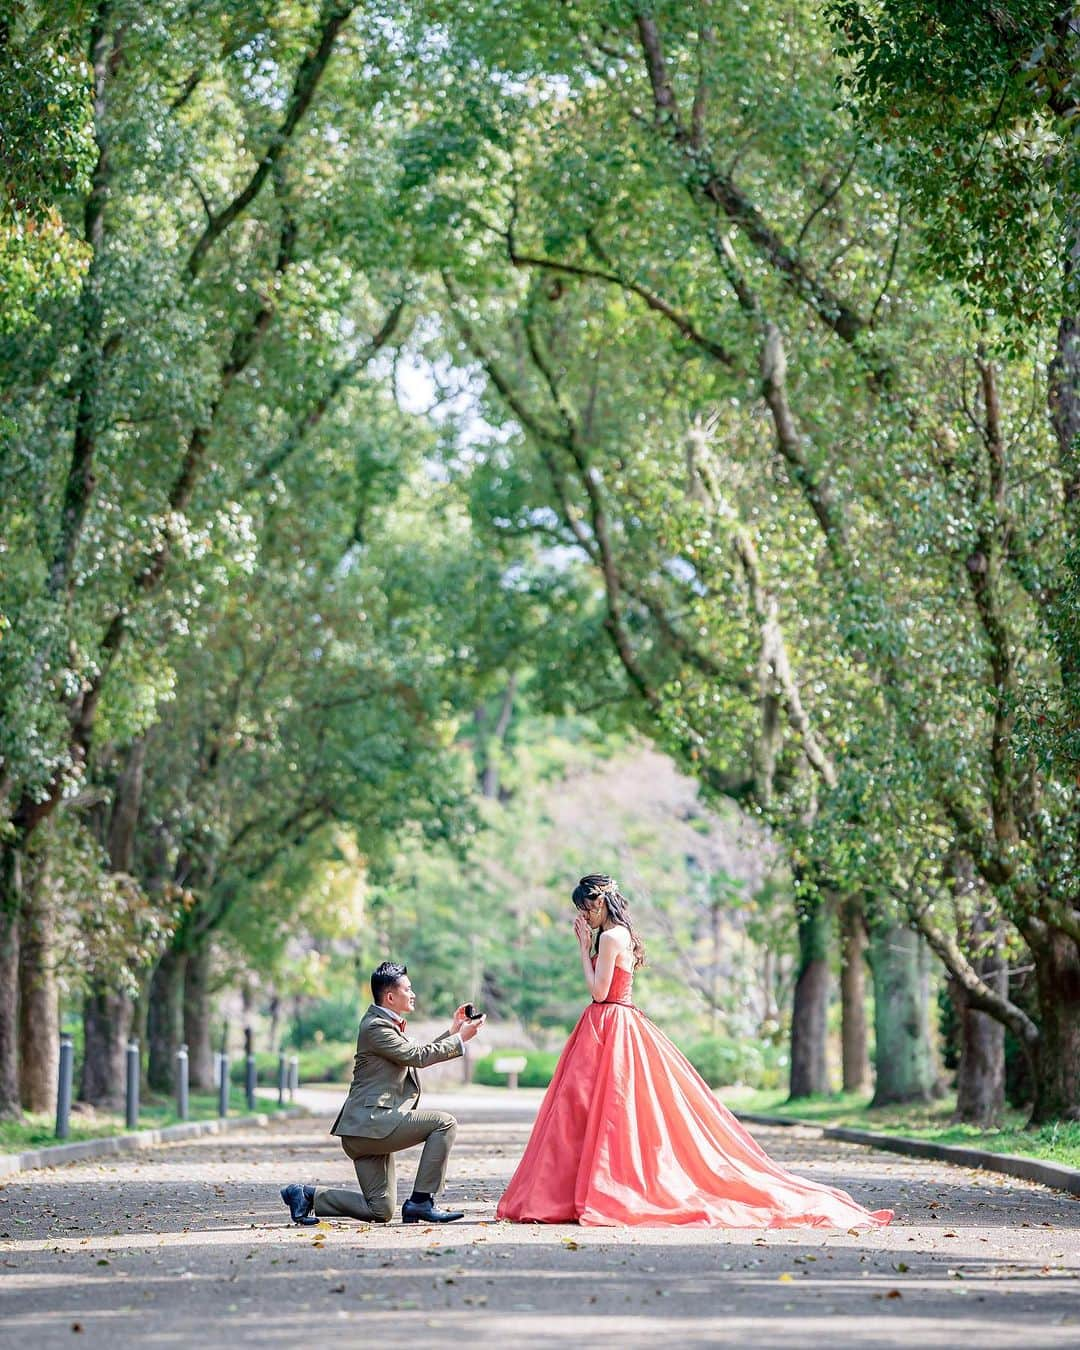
[281,962,484,1226]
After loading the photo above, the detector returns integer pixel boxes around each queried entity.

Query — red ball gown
[497,964,893,1228]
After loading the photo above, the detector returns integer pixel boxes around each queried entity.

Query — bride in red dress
[497,874,893,1229]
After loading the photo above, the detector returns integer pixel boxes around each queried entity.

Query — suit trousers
[313,1110,458,1222]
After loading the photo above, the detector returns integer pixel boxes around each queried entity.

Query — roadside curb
[736,1111,1080,1198]
[0,1105,311,1179]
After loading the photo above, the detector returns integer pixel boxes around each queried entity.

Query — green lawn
[719,1086,1080,1170]
[0,1088,289,1154]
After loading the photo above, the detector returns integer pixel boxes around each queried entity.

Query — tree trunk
[1029,928,1080,1124]
[869,922,936,1106]
[948,908,1006,1126]
[476,674,518,799]
[760,946,779,1030]
[0,844,21,1119]
[183,943,214,1090]
[710,901,721,1034]
[950,976,1006,1126]
[107,737,146,873]
[788,894,829,1098]
[147,948,187,1093]
[80,980,132,1108]
[18,865,58,1114]
[839,894,870,1094]
[76,734,148,1108]
[267,994,281,1055]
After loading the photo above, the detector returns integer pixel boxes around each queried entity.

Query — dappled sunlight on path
[1,1103,1076,1348]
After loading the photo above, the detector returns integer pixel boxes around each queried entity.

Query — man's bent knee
[370,1198,393,1223]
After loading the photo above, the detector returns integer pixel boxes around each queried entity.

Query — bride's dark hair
[572,874,646,968]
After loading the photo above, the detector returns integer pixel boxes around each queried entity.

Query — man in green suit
[280,961,485,1226]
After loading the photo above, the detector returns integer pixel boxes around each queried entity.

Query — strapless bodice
[592,963,634,1007]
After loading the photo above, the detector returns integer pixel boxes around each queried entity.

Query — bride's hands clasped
[574,914,592,948]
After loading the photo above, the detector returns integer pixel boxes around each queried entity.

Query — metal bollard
[217,1052,229,1118]
[277,1052,287,1106]
[176,1043,189,1122]
[244,1025,256,1112]
[125,1039,140,1129]
[288,1055,298,1101]
[55,1033,74,1139]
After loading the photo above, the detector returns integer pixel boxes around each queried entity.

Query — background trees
[3,1,1078,1128]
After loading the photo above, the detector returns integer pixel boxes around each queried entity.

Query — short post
[277,1051,287,1106]
[176,1043,189,1122]
[244,1025,256,1112]
[288,1055,298,1101]
[217,1051,229,1118]
[55,1032,74,1139]
[494,1054,527,1092]
[125,1038,140,1129]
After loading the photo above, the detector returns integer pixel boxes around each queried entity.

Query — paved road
[1,1090,1077,1347]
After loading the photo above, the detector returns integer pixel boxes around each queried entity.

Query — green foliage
[286,999,360,1050]
[829,1,1068,327]
[0,2,95,333]
[680,1035,785,1091]
[3,0,1078,1125]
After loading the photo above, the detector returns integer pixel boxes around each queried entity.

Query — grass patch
[718,1086,1080,1169]
[0,1089,289,1154]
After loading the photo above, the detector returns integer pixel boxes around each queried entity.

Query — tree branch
[506,239,735,366]
[244,297,406,488]
[48,2,119,601]
[185,1,356,280]
[908,894,1039,1051]
[633,12,872,351]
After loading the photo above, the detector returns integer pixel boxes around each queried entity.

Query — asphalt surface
[1,1087,1077,1348]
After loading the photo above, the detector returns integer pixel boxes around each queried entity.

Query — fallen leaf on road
[562,1238,580,1250]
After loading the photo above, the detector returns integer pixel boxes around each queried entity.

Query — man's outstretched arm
[365,1015,484,1068]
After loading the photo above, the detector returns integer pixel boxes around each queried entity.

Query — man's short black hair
[371,961,408,1005]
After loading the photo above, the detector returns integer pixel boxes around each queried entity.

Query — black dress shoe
[281,1182,318,1225]
[401,1196,464,1224]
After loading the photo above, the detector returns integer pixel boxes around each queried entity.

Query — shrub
[473,1049,560,1088]
[680,1035,784,1090]
[287,997,360,1048]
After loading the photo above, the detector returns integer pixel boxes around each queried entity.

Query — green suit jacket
[330,1004,464,1139]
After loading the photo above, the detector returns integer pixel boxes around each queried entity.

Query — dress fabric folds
[497,966,892,1229]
